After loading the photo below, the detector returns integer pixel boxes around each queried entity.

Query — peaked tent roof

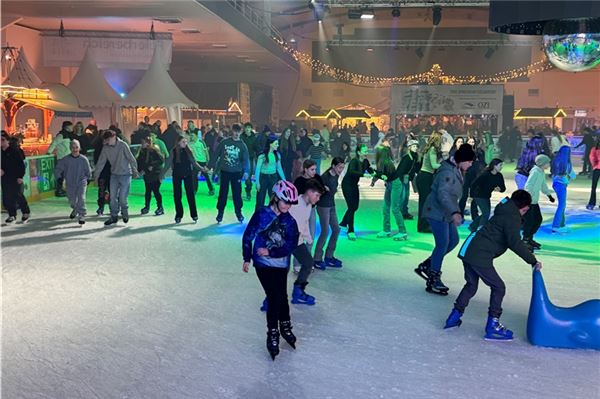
[120,49,196,108]
[68,49,120,108]
[2,47,43,89]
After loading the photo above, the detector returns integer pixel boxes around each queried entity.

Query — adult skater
[314,157,346,270]
[415,131,442,233]
[444,190,543,341]
[242,180,300,361]
[307,134,328,174]
[54,140,92,225]
[214,123,250,223]
[575,127,595,176]
[414,144,475,295]
[523,155,555,250]
[172,136,203,224]
[400,139,420,220]
[241,122,257,200]
[254,134,286,210]
[550,146,576,233]
[94,130,139,226]
[47,121,74,197]
[1,132,30,223]
[468,158,506,232]
[137,136,164,216]
[515,135,545,189]
[279,127,296,180]
[340,144,373,240]
[586,137,600,210]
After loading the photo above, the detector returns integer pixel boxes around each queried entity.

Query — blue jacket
[242,206,299,268]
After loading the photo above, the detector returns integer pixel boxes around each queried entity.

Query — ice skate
[21,213,30,223]
[78,216,86,225]
[347,232,357,241]
[69,210,77,219]
[104,217,118,226]
[279,321,296,349]
[155,207,164,216]
[484,316,513,341]
[314,260,327,270]
[392,232,408,241]
[216,211,223,223]
[414,258,431,280]
[96,206,104,216]
[376,231,391,238]
[291,283,316,305]
[5,216,15,224]
[236,213,245,223]
[266,328,280,360]
[325,257,343,268]
[175,217,182,224]
[444,308,463,329]
[586,204,594,210]
[426,271,449,295]
[192,217,198,223]
[141,206,150,215]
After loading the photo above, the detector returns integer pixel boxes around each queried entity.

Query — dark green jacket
[458,197,537,267]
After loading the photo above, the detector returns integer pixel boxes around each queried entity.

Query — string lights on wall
[273,37,555,87]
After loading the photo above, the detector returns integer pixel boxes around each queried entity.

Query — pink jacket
[591,147,600,171]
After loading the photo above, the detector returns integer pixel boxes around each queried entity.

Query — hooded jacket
[422,160,464,222]
[47,130,72,160]
[524,165,553,204]
[94,138,138,178]
[458,197,537,268]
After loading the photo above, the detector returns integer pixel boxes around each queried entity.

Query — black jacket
[1,146,26,180]
[137,147,164,181]
[470,170,506,199]
[458,198,537,268]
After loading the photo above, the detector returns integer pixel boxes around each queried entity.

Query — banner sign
[41,31,172,69]
[390,85,504,116]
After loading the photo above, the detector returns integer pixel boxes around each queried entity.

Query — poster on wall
[390,85,504,116]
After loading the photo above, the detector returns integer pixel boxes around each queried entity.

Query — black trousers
[55,177,64,193]
[522,204,542,239]
[1,180,28,217]
[340,182,359,233]
[217,170,243,215]
[582,149,592,174]
[256,173,279,211]
[589,169,600,206]
[173,174,197,219]
[416,171,434,232]
[97,173,111,208]
[454,261,506,318]
[198,162,214,192]
[293,244,314,287]
[256,266,290,329]
[144,177,162,208]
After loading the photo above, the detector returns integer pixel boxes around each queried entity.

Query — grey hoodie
[423,160,464,222]
[55,154,91,186]
[94,138,138,178]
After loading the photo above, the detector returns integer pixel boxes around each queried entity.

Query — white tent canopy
[68,49,120,108]
[120,49,196,123]
[2,47,43,88]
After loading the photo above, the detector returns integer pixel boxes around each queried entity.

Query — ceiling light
[290,37,297,43]
[392,7,401,18]
[212,44,227,48]
[361,9,375,20]
[432,6,442,26]
[153,17,183,24]
[367,47,374,52]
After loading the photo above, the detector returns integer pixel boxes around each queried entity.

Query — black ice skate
[266,328,280,361]
[279,321,296,349]
[414,258,431,280]
[426,271,449,296]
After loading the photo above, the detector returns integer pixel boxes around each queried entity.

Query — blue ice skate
[291,284,316,306]
[484,316,513,341]
[444,308,463,329]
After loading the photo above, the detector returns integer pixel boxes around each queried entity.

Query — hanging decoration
[273,37,554,87]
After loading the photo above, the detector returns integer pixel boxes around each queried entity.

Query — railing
[225,0,286,41]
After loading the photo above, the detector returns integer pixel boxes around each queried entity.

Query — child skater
[54,140,92,225]
[137,136,164,216]
[444,190,543,341]
[469,158,506,232]
[523,154,555,250]
[550,145,576,233]
[242,180,300,361]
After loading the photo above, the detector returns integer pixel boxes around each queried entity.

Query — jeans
[109,175,131,218]
[314,206,340,261]
[256,266,290,330]
[515,172,528,190]
[340,182,359,233]
[588,169,600,206]
[315,158,322,174]
[382,180,407,233]
[217,170,243,215]
[144,177,162,208]
[552,181,567,229]
[255,173,278,211]
[173,174,197,219]
[522,204,542,239]
[246,158,256,196]
[400,178,410,216]
[454,261,506,318]
[293,244,314,286]
[66,181,87,217]
[416,171,434,232]
[427,218,459,273]
[469,197,491,231]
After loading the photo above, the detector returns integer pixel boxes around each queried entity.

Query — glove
[548,195,555,203]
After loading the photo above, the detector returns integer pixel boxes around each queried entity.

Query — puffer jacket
[47,130,72,160]
[422,160,464,222]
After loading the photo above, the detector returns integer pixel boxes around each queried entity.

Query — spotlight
[432,6,442,26]
[289,37,297,43]
[392,7,401,18]
[361,9,375,20]
[415,47,424,58]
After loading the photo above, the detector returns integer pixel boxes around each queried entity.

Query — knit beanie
[454,144,476,163]
[535,154,551,167]
[407,139,419,147]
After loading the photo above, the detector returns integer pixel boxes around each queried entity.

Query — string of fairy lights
[273,37,554,87]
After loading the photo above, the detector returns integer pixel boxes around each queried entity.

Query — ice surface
[2,166,599,399]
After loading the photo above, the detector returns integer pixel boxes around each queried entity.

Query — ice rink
[2,165,599,399]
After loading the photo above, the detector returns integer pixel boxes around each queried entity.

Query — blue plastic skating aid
[527,270,600,350]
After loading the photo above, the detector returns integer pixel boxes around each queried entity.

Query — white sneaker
[392,232,408,241]
[376,231,392,238]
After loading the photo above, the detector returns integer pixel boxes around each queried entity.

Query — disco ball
[543,33,600,72]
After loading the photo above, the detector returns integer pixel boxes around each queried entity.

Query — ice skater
[188,130,214,196]
[586,136,600,210]
[1,131,30,224]
[47,121,74,197]
[445,190,543,341]
[94,130,139,226]
[414,144,475,295]
[523,154,555,250]
[172,136,204,224]
[468,158,506,232]
[550,145,576,233]
[515,135,545,190]
[254,134,286,210]
[340,144,373,240]
[415,131,442,233]
[54,140,92,225]
[136,136,164,216]
[314,157,346,270]
[242,180,300,360]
